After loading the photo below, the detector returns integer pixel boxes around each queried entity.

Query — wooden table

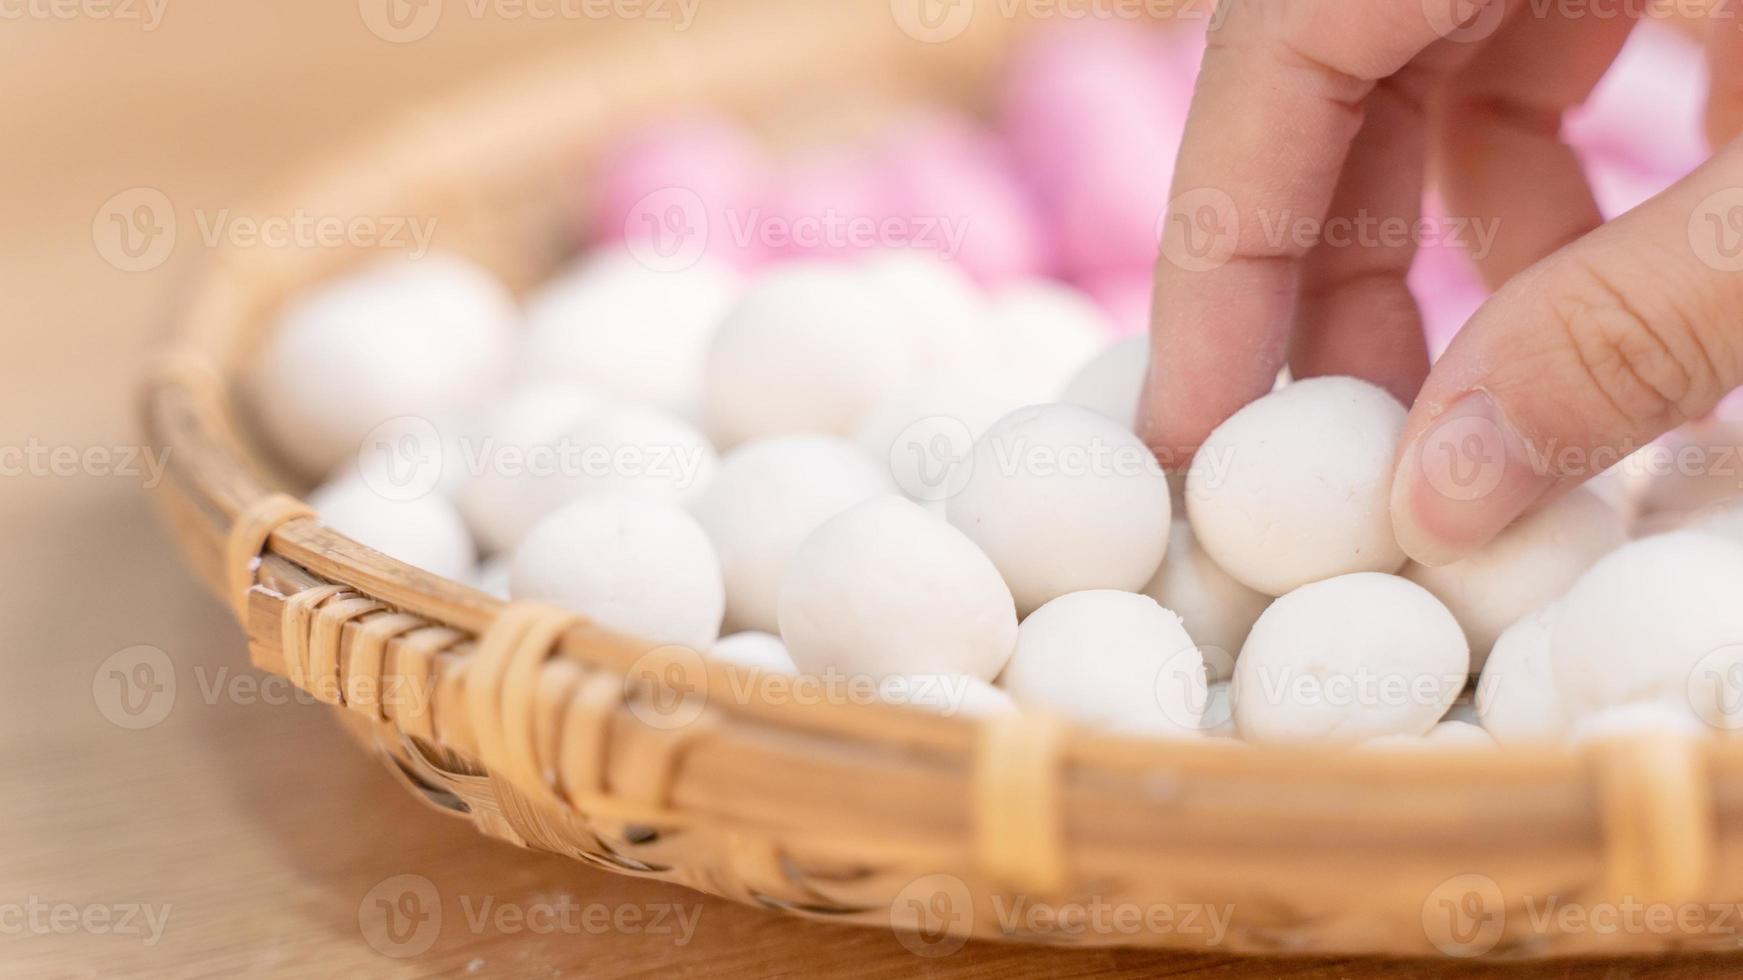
[1,2,1735,976]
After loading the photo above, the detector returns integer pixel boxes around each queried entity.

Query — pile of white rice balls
[249,243,1743,749]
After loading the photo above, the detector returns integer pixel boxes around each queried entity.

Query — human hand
[1140,0,1743,565]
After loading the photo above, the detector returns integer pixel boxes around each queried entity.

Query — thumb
[1391,139,1743,565]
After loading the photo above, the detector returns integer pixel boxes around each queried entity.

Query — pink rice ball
[1000,23,1194,278]
[1566,22,1707,183]
[593,115,771,271]
[876,122,1050,284]
[1409,195,1490,356]
[1078,271,1154,338]
[761,152,888,262]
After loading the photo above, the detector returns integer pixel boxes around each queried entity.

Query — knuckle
[1547,255,1725,426]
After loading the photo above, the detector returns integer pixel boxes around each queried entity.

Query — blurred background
[0,2,1728,976]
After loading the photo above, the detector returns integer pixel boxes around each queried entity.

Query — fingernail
[1391,390,1548,566]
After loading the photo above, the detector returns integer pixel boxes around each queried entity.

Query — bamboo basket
[142,0,1743,959]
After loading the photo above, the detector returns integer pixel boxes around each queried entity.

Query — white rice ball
[1232,573,1469,744]
[1683,498,1743,545]
[1404,488,1625,670]
[854,381,1031,508]
[711,631,796,674]
[1061,334,1147,429]
[877,674,1017,718]
[1202,680,1236,738]
[859,251,990,379]
[1638,422,1743,520]
[982,279,1109,402]
[518,250,740,413]
[999,590,1205,737]
[308,476,475,581]
[453,383,603,554]
[252,254,517,477]
[561,404,717,503]
[1187,376,1408,596]
[1365,720,1495,750]
[947,404,1171,614]
[1143,519,1270,681]
[692,436,891,633]
[1551,531,1743,722]
[1442,698,1481,727]
[702,262,914,446]
[1475,605,1568,743]
[1569,699,1709,742]
[506,404,718,526]
[778,496,1018,682]
[1586,452,1653,522]
[510,496,725,651]
[469,554,512,600]
[346,412,469,503]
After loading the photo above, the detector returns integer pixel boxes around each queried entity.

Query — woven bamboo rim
[141,0,1743,958]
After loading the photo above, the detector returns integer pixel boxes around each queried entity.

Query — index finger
[1142,0,1508,465]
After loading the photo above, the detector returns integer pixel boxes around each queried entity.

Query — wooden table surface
[1,2,1737,976]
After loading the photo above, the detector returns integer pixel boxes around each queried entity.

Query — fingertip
[1388,389,1554,566]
